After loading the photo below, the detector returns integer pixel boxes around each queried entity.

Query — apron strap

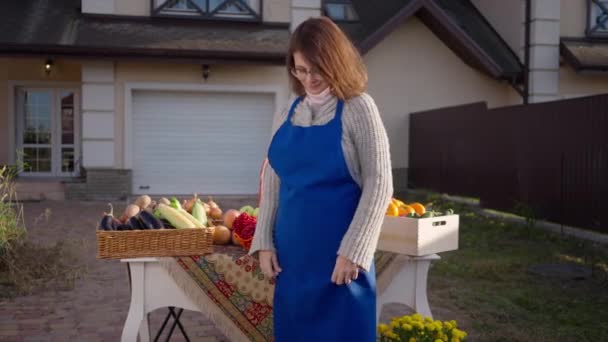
[287,97,303,122]
[287,97,344,124]
[335,99,344,122]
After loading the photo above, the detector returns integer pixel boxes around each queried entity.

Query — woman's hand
[259,250,282,279]
[331,255,360,285]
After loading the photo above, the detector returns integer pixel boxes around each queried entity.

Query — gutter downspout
[523,0,531,104]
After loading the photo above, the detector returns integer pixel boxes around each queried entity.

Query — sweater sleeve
[248,105,289,258]
[337,93,393,272]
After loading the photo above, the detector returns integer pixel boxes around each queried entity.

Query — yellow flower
[444,322,453,330]
[425,323,436,331]
[449,320,457,328]
[411,313,423,321]
[377,324,390,334]
[386,331,399,339]
[409,338,417,342]
[401,323,413,331]
[390,320,400,328]
[451,337,460,342]
[413,321,424,330]
[434,321,443,330]
[424,317,434,323]
[452,328,467,339]
[435,340,444,342]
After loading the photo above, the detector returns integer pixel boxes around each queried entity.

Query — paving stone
[23,336,52,342]
[1,201,228,341]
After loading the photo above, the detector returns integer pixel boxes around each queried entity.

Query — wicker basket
[96,227,214,259]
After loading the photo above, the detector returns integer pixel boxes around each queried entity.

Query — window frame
[15,87,81,178]
[151,0,263,23]
[587,0,608,37]
[323,0,359,23]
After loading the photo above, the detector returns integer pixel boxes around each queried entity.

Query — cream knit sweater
[248,93,393,272]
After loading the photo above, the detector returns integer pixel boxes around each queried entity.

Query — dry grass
[0,165,86,298]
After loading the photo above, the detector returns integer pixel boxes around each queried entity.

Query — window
[588,0,608,36]
[152,0,261,21]
[16,88,80,177]
[323,0,358,22]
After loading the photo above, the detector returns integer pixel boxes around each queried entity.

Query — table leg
[413,258,433,319]
[376,254,440,323]
[165,308,186,342]
[122,262,150,342]
[154,310,173,342]
[169,307,190,341]
[376,261,415,324]
[139,313,151,342]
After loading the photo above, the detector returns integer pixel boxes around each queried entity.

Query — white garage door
[132,90,274,195]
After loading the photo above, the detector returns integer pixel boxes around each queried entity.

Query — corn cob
[156,204,196,229]
[178,208,204,227]
[192,200,208,227]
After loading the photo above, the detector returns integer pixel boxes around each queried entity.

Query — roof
[0,0,522,80]
[338,0,523,81]
[0,0,289,64]
[561,38,608,71]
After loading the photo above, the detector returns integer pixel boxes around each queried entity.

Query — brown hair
[288,17,367,100]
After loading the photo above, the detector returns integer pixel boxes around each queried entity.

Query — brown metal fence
[408,94,608,233]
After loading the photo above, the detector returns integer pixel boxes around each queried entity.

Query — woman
[249,17,393,341]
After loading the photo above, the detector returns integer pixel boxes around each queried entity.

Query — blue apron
[268,97,376,341]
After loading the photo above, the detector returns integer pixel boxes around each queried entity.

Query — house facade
[0,0,606,200]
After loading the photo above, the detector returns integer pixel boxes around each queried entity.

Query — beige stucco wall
[0,58,81,165]
[470,0,524,60]
[114,0,149,16]
[561,0,587,37]
[265,0,291,23]
[113,62,289,168]
[363,18,518,170]
[559,65,608,98]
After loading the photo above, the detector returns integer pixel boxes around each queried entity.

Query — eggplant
[136,213,154,229]
[99,215,113,230]
[116,224,130,231]
[127,216,143,230]
[161,219,175,229]
[139,211,164,229]
[99,203,116,230]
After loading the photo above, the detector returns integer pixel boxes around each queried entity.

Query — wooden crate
[378,215,459,256]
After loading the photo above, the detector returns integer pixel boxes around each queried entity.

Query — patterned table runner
[158,245,405,342]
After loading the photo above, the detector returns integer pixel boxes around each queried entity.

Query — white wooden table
[120,253,440,342]
[120,258,201,342]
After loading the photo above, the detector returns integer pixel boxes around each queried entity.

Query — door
[16,88,80,177]
[131,90,274,195]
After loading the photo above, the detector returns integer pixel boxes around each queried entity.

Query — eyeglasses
[291,66,323,80]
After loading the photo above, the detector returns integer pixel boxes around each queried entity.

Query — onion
[210,207,223,220]
[207,196,219,209]
[213,226,231,245]
[183,193,198,213]
[223,209,241,229]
